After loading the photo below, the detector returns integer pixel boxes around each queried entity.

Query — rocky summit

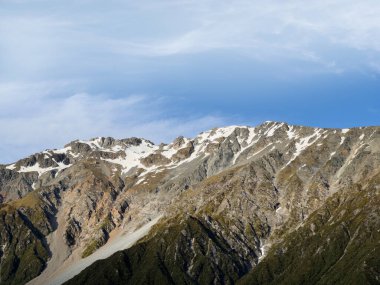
[0,121,379,285]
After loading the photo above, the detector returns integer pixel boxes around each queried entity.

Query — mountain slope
[238,177,380,285]
[0,122,379,285]
[64,154,380,285]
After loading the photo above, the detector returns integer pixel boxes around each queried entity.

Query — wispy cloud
[0,81,228,163]
[2,0,380,77]
[98,0,380,74]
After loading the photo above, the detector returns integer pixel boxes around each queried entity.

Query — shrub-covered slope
[239,177,380,285]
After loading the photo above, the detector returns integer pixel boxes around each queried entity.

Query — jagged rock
[171,143,194,162]
[66,141,92,154]
[65,218,82,246]
[172,136,186,149]
[0,168,38,203]
[120,137,143,146]
[140,153,171,167]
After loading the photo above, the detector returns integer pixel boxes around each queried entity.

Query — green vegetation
[82,239,105,258]
[0,190,53,285]
[65,215,251,285]
[81,214,116,258]
[238,186,380,285]
[65,179,380,285]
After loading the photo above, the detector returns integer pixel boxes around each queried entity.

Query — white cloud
[0,81,228,163]
[2,0,380,77]
[101,0,380,73]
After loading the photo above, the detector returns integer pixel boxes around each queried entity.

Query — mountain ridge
[0,121,379,285]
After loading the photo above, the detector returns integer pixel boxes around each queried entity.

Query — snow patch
[265,123,284,137]
[247,143,273,159]
[287,130,322,165]
[53,146,72,154]
[342,129,350,134]
[196,126,243,144]
[5,164,16,170]
[287,126,297,139]
[209,126,239,141]
[102,141,158,174]
[18,162,71,176]
[136,176,146,185]
[232,127,257,164]
[160,146,178,160]
[258,243,270,262]
[91,137,102,148]
[110,145,124,152]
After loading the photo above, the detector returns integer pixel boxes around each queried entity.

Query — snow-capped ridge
[4,122,371,183]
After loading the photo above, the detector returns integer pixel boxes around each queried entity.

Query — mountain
[0,121,379,285]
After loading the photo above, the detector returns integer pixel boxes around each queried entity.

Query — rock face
[0,121,379,285]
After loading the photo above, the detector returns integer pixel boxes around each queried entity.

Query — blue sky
[1,0,380,163]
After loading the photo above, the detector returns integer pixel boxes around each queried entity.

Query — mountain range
[0,121,379,285]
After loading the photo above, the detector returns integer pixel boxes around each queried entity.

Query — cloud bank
[0,81,227,163]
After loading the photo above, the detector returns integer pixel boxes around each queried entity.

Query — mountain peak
[1,122,379,284]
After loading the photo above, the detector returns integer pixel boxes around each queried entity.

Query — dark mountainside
[0,122,379,285]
